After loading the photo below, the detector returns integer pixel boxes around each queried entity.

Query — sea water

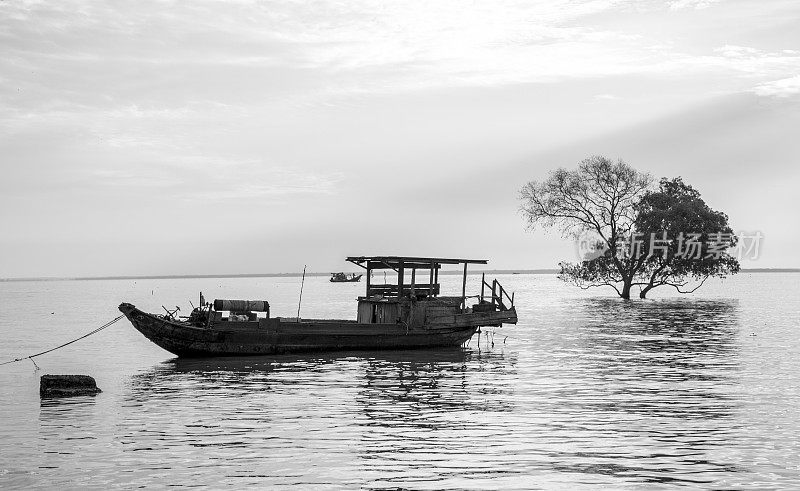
[1,273,798,489]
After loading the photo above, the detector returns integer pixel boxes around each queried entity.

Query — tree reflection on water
[529,298,745,484]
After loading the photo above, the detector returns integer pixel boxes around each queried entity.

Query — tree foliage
[520,156,740,299]
[633,177,739,298]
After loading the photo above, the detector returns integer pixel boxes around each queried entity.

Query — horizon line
[1,268,799,283]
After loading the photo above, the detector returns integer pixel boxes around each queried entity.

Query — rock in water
[40,375,102,398]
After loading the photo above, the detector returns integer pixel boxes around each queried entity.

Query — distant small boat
[330,272,362,283]
[119,255,517,357]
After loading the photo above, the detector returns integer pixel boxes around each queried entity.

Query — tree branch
[663,275,709,294]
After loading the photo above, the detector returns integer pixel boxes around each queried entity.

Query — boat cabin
[346,255,513,326]
[180,256,515,330]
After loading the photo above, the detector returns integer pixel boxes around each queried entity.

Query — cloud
[714,45,761,58]
[656,45,800,85]
[667,0,721,10]
[85,156,344,201]
[2,0,798,107]
[752,75,800,97]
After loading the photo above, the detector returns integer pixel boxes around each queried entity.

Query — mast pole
[296,265,307,320]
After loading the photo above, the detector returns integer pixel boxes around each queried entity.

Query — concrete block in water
[40,374,102,398]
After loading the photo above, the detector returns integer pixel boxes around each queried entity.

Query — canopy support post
[430,260,435,297]
[461,263,468,312]
[366,263,371,297]
[398,260,404,299]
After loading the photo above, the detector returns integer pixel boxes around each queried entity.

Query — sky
[1,0,799,278]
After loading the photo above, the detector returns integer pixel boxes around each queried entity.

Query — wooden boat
[330,272,362,282]
[119,256,517,357]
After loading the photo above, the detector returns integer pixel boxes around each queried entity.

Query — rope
[480,328,526,344]
[0,314,124,367]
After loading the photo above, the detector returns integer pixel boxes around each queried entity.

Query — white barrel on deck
[213,299,270,312]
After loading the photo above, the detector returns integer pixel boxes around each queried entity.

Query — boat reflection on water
[126,346,516,400]
[357,348,516,415]
[114,346,517,486]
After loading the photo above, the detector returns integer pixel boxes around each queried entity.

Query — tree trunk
[620,280,632,299]
[639,284,653,299]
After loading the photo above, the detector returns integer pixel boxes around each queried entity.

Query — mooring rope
[479,328,526,344]
[0,314,124,367]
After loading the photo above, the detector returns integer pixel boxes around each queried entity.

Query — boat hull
[119,303,488,357]
[330,274,362,282]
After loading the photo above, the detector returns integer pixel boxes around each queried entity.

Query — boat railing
[480,273,515,311]
[368,283,440,297]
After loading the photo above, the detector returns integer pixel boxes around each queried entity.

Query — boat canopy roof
[346,256,487,270]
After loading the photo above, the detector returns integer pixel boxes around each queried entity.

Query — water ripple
[2,275,800,488]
